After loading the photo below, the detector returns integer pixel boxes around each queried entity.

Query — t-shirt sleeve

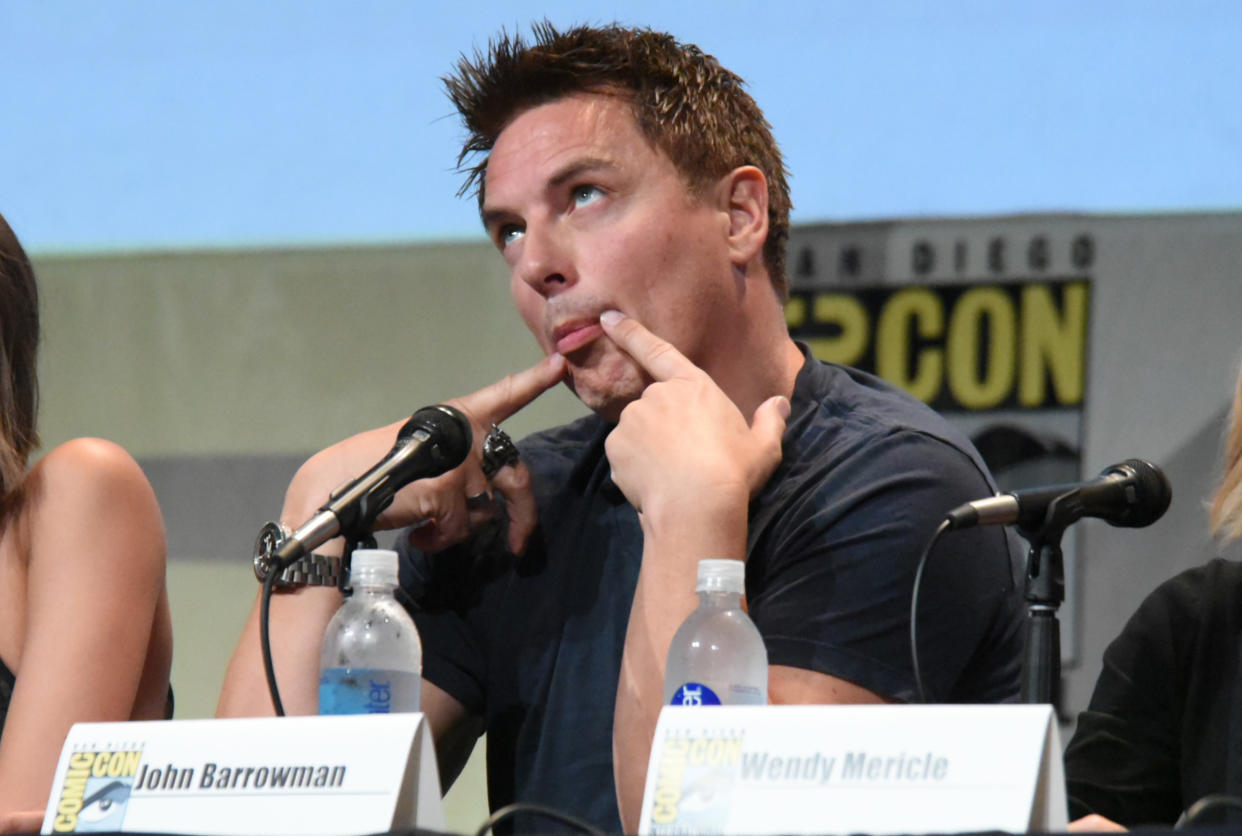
[1062,569,1199,827]
[397,538,489,717]
[748,426,1022,703]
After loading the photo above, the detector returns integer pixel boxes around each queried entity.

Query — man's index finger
[461,353,568,424]
[598,310,698,382]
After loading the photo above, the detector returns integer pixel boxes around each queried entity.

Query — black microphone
[944,458,1172,532]
[274,404,473,562]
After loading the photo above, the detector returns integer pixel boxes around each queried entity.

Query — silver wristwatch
[252,521,341,589]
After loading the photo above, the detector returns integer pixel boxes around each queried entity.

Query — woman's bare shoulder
[21,438,164,563]
[28,438,155,503]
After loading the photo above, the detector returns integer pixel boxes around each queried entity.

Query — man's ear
[720,166,769,267]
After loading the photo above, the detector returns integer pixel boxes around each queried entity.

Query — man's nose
[515,226,574,296]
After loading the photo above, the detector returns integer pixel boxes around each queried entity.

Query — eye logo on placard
[52,749,142,833]
[648,731,745,833]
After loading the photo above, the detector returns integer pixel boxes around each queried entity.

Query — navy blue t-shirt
[399,350,1023,833]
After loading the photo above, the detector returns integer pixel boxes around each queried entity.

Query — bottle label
[669,682,722,706]
[727,684,766,705]
[318,667,420,715]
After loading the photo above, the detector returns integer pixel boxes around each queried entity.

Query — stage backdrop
[31,211,1242,832]
[784,212,1242,713]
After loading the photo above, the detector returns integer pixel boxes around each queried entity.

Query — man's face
[482,93,737,422]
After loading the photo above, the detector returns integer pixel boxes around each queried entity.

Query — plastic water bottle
[319,548,422,714]
[664,559,768,706]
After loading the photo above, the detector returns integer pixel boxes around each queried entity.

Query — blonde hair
[1210,359,1242,542]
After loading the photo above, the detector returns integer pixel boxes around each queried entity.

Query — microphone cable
[473,802,604,836]
[909,519,951,704]
[1175,794,1242,828]
[259,540,362,716]
[260,564,287,716]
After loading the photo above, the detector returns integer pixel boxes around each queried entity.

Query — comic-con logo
[53,750,142,832]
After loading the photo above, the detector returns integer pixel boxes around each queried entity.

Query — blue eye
[498,224,525,246]
[78,780,131,824]
[571,185,603,207]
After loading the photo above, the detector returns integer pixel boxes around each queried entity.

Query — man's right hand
[285,352,566,556]
[217,353,565,723]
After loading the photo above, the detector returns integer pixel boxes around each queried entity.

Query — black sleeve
[1063,569,1201,827]
[748,427,1022,703]
[397,538,490,717]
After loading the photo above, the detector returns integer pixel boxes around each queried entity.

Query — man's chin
[564,365,644,424]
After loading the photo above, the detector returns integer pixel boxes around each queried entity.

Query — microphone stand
[336,533,375,594]
[1015,492,1079,708]
[333,494,385,592]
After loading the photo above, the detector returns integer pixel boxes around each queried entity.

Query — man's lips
[553,320,604,355]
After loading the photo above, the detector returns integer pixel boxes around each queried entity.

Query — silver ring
[481,424,520,479]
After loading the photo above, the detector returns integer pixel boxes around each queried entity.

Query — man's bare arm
[217,356,565,784]
[422,681,484,790]
[217,586,341,717]
[599,312,801,832]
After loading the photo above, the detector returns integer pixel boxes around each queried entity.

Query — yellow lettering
[650,738,688,825]
[54,754,93,832]
[105,750,139,778]
[876,287,943,403]
[947,287,1015,409]
[689,738,705,765]
[87,748,142,779]
[685,735,743,766]
[1019,282,1088,407]
[808,293,869,366]
[54,784,84,833]
[783,295,807,330]
[791,279,1090,410]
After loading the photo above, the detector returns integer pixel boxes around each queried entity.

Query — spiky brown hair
[444,21,793,298]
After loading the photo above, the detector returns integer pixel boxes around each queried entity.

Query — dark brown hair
[0,211,41,506]
[445,22,793,297]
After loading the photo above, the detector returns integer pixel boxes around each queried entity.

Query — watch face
[253,521,289,582]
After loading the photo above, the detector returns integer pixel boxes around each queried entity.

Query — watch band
[273,551,340,588]
[253,521,341,590]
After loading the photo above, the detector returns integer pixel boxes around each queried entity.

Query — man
[218,23,1022,833]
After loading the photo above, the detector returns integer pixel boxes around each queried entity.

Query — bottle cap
[696,558,745,594]
[349,548,400,587]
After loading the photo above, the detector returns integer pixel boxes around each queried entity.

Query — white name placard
[639,704,1065,835]
[40,714,442,835]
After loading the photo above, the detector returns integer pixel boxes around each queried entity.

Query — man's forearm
[216,586,341,717]
[612,500,748,833]
[217,474,345,718]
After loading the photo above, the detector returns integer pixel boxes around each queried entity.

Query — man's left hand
[598,310,789,524]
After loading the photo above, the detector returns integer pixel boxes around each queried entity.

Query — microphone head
[400,404,473,470]
[1107,458,1172,528]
